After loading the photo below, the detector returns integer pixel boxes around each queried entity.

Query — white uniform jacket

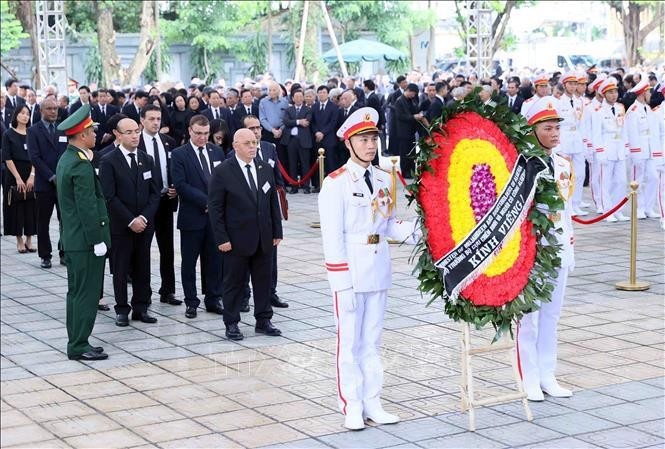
[626,101,662,162]
[556,94,583,154]
[592,101,628,162]
[318,160,419,293]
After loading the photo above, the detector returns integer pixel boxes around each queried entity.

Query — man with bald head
[208,128,284,340]
[27,96,68,268]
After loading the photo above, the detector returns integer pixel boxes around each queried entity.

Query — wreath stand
[459,322,532,431]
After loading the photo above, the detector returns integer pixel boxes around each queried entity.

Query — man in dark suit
[233,89,259,133]
[346,77,366,106]
[363,80,387,164]
[27,97,67,268]
[138,105,180,306]
[26,89,40,127]
[91,89,120,150]
[386,75,407,156]
[280,91,313,194]
[69,85,91,115]
[426,81,449,123]
[208,128,284,340]
[96,113,126,160]
[506,79,524,114]
[4,79,25,123]
[1,92,11,128]
[393,84,423,179]
[100,117,161,326]
[170,114,225,319]
[311,86,340,184]
[121,90,149,124]
[201,90,233,129]
[335,89,361,169]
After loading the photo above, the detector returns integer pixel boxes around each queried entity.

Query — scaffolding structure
[35,0,67,91]
[465,1,493,79]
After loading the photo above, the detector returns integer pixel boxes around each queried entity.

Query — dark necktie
[48,122,55,137]
[198,147,211,182]
[611,106,616,116]
[509,98,513,108]
[345,108,350,118]
[570,98,574,108]
[102,105,106,117]
[245,164,258,195]
[246,107,251,115]
[296,107,300,116]
[152,137,163,188]
[128,152,138,179]
[320,103,324,111]
[214,109,219,120]
[644,105,648,114]
[364,169,373,194]
[256,147,263,162]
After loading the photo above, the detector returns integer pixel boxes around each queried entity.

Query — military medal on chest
[371,187,392,221]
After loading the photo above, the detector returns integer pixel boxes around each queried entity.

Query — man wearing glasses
[208,128,283,340]
[170,115,225,319]
[99,118,160,327]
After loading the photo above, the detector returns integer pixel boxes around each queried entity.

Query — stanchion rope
[277,160,319,187]
[572,196,629,225]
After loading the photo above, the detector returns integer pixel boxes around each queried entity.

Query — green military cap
[57,104,97,136]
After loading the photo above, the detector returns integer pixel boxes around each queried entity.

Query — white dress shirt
[235,154,257,190]
[142,130,168,191]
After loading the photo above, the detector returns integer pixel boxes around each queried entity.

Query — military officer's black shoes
[270,293,289,308]
[240,297,250,313]
[40,258,52,269]
[289,187,299,194]
[68,351,108,361]
[206,304,224,315]
[303,187,311,194]
[185,306,197,319]
[97,303,110,311]
[115,314,129,327]
[91,346,104,353]
[225,323,244,341]
[255,320,281,336]
[160,293,183,305]
[132,311,158,323]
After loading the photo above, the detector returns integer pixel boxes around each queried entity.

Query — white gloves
[93,242,107,257]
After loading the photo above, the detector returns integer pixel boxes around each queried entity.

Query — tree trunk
[320,1,347,78]
[294,1,309,81]
[95,1,123,87]
[14,0,40,88]
[125,0,157,85]
[491,0,516,56]
[267,9,273,73]
[624,2,641,67]
[426,0,435,71]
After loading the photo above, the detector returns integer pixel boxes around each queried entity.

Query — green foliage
[406,90,563,342]
[0,0,28,54]
[144,42,172,84]
[65,0,142,34]
[236,33,268,79]
[84,35,102,84]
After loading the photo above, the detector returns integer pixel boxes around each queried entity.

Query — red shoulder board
[329,167,346,179]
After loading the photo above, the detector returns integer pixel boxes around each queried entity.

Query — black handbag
[7,186,36,205]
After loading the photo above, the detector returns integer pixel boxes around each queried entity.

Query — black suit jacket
[91,104,120,149]
[426,96,444,122]
[138,133,178,212]
[121,103,141,124]
[99,148,161,235]
[353,86,366,106]
[208,157,283,256]
[233,104,259,131]
[311,101,339,149]
[27,120,68,192]
[280,104,313,148]
[507,95,524,114]
[393,95,420,139]
[202,107,232,127]
[365,92,386,130]
[4,96,26,125]
[336,103,361,133]
[26,104,40,127]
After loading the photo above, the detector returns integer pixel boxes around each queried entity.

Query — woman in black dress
[2,105,37,253]
[169,93,191,145]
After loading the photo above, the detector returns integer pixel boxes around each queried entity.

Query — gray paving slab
[577,426,663,448]
[318,427,407,448]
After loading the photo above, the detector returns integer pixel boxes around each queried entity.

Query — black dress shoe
[255,320,282,336]
[311,187,320,193]
[115,314,129,327]
[60,256,66,266]
[225,323,244,341]
[97,303,110,311]
[289,187,298,194]
[206,304,224,315]
[131,311,158,323]
[40,258,52,269]
[68,351,108,361]
[185,306,197,319]
[270,293,289,308]
[240,298,250,313]
[160,293,183,305]
[91,346,104,353]
[303,187,311,194]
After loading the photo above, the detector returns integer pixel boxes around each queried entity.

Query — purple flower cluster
[470,163,497,223]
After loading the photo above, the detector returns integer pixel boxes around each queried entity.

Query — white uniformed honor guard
[318,107,419,430]
[518,97,575,401]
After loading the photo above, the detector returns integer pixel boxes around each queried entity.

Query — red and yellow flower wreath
[407,94,563,338]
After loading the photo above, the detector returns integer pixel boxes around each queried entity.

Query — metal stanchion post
[615,182,650,291]
[387,156,400,244]
[310,148,325,229]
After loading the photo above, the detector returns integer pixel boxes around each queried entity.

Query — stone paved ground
[1,184,663,449]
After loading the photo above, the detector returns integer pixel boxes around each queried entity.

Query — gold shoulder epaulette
[77,151,88,160]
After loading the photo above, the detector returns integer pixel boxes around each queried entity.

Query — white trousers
[629,159,647,214]
[599,159,627,214]
[517,267,568,388]
[657,168,665,219]
[333,289,386,414]
[642,159,661,214]
[589,156,602,211]
[560,152,586,209]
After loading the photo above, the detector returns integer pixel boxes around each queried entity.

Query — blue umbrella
[322,38,407,63]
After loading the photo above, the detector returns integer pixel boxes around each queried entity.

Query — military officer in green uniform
[56,105,111,361]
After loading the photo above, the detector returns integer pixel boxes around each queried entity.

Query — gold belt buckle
[367,234,380,244]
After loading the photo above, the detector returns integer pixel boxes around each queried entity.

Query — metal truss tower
[35,0,68,91]
[465,1,493,79]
